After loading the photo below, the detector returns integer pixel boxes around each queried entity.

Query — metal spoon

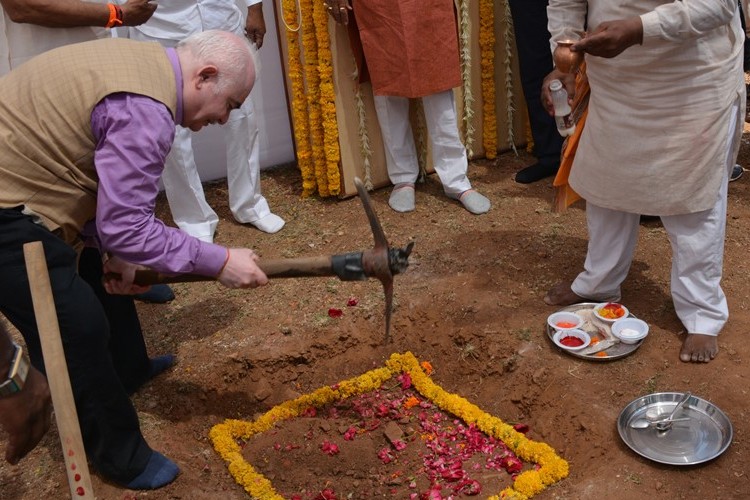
[655,392,692,431]
[630,392,692,430]
[629,417,690,429]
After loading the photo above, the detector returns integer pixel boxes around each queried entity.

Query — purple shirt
[86,47,226,276]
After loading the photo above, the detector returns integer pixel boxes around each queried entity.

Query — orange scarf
[552,62,590,213]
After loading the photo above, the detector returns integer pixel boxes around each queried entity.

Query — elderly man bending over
[0,30,267,489]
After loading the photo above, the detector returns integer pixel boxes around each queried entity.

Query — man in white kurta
[543,0,745,363]
[128,0,285,240]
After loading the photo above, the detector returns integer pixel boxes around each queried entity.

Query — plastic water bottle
[549,79,575,137]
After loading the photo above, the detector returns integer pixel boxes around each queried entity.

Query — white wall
[193,1,294,180]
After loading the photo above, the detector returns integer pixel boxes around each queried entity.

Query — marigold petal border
[209,352,569,499]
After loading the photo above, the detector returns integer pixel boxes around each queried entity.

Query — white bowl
[552,328,591,351]
[547,311,584,331]
[593,302,629,323]
[612,317,649,344]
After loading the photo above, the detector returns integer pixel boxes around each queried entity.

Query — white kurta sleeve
[546,0,588,53]
[641,0,737,42]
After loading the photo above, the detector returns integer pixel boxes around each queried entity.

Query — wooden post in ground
[23,241,95,499]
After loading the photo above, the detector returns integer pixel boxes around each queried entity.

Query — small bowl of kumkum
[552,328,591,351]
[593,302,629,323]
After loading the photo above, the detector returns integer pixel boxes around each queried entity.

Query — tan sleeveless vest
[0,38,178,244]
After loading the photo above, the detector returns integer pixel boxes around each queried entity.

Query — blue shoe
[134,284,175,304]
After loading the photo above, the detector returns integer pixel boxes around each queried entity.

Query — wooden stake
[23,242,95,499]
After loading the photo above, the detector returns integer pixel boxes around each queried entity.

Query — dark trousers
[509,0,565,166]
[0,207,152,484]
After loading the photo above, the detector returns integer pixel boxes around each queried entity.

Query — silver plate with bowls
[545,302,644,361]
[617,392,733,465]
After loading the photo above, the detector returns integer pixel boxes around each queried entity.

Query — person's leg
[545,203,640,305]
[226,96,285,233]
[420,90,471,195]
[77,247,175,394]
[662,100,739,363]
[161,126,219,242]
[662,201,727,363]
[0,211,176,487]
[373,94,419,212]
[508,0,564,183]
[373,94,420,185]
[421,90,490,214]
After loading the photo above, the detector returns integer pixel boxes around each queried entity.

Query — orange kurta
[350,0,460,98]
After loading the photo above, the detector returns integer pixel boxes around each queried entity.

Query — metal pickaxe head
[355,178,413,343]
[329,178,413,342]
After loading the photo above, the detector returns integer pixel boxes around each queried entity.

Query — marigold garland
[299,0,328,197]
[312,1,341,195]
[479,0,498,159]
[282,0,315,197]
[210,352,568,499]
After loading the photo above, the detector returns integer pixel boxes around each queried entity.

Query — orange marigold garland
[210,352,568,499]
[312,1,341,196]
[281,0,316,197]
[479,0,497,159]
[299,0,328,197]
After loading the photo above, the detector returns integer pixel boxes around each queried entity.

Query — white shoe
[250,213,285,233]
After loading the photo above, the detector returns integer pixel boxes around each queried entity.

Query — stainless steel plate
[617,392,733,465]
[545,302,644,361]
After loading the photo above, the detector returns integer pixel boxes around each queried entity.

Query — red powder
[560,335,584,347]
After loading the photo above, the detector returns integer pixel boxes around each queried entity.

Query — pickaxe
[120,178,413,343]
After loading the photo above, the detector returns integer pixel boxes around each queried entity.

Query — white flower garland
[458,0,475,157]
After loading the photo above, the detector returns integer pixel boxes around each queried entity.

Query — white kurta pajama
[547,0,745,336]
[351,0,472,195]
[129,0,277,241]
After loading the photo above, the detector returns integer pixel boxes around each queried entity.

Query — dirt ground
[4,129,750,499]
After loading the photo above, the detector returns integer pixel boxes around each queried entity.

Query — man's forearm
[1,0,109,28]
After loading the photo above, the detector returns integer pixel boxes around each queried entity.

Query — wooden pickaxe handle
[112,253,369,286]
[132,256,336,285]
[23,242,95,499]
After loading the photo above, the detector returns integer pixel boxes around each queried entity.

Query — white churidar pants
[571,100,740,336]
[162,99,271,241]
[128,30,271,242]
[373,90,471,196]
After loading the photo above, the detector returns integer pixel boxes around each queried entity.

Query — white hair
[176,30,259,93]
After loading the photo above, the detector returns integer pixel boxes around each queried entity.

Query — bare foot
[679,333,718,363]
[544,282,585,306]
